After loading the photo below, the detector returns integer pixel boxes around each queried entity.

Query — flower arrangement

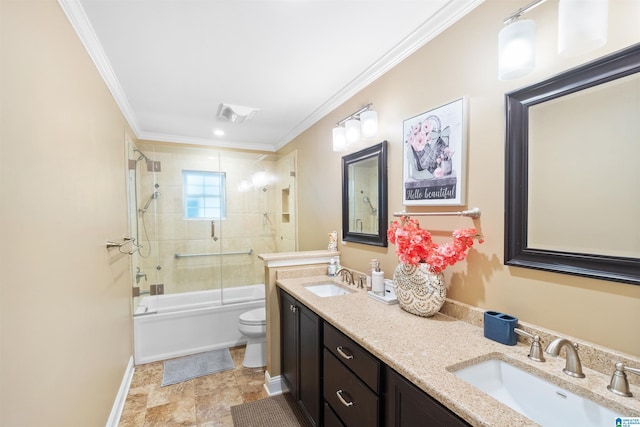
[387,216,483,273]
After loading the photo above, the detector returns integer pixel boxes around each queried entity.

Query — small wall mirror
[505,43,640,285]
[342,141,388,247]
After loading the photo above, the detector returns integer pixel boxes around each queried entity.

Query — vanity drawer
[324,349,379,427]
[324,402,345,427]
[324,322,380,393]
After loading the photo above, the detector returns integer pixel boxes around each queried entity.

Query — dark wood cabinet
[323,323,381,427]
[384,366,471,427]
[279,287,472,427]
[279,289,322,426]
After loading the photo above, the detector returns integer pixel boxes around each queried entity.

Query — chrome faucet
[336,268,355,286]
[607,362,640,397]
[545,338,585,378]
[135,267,147,284]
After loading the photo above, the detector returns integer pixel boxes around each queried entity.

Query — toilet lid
[239,307,266,325]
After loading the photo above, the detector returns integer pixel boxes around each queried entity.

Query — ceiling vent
[217,103,259,123]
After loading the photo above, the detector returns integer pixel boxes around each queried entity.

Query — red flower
[387,216,483,273]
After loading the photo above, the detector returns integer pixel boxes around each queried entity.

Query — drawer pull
[336,346,354,360]
[336,389,354,407]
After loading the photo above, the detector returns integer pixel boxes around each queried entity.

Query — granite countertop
[276,274,640,427]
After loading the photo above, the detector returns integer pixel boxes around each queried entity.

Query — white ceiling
[60,0,482,152]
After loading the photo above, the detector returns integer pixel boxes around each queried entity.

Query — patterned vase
[392,263,446,317]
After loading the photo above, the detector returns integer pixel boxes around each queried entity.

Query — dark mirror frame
[342,141,388,247]
[505,43,640,286]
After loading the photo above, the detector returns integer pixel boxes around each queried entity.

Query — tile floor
[118,346,269,427]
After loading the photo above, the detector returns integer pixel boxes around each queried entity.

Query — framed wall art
[402,97,466,206]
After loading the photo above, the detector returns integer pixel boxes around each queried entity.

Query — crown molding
[59,0,482,153]
[273,0,484,151]
[57,0,141,137]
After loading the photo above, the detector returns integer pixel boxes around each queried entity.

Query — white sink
[305,283,353,298]
[453,358,622,427]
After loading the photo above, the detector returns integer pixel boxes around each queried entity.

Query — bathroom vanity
[280,288,469,427]
[276,271,640,427]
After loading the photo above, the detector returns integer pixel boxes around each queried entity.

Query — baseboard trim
[106,356,134,427]
[263,370,288,396]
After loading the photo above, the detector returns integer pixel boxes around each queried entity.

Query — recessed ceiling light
[213,129,224,136]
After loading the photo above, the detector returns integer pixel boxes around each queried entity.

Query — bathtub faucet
[136,267,147,284]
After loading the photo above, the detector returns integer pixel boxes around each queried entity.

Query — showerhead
[139,192,160,214]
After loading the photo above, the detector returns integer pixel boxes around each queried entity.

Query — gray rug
[231,393,312,427]
[161,348,234,386]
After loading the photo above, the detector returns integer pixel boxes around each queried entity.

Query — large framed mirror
[342,141,388,247]
[505,43,640,286]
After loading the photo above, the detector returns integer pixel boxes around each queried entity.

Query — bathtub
[133,284,265,364]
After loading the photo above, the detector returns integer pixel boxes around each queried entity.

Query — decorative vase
[392,263,446,317]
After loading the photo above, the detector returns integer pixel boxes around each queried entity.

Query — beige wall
[1,1,133,425]
[279,0,640,356]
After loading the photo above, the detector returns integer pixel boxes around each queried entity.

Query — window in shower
[182,170,227,219]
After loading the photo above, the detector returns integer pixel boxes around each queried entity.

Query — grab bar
[174,249,254,259]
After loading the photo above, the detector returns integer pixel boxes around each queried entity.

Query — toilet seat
[239,307,266,326]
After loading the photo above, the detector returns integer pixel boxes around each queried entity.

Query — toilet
[237,307,267,368]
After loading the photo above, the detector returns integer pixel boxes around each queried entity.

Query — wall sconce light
[332,127,347,152]
[331,103,378,152]
[498,0,609,80]
[498,0,544,80]
[499,18,536,80]
[558,0,608,57]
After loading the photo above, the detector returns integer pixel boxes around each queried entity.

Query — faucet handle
[608,362,640,397]
[514,327,545,362]
[358,275,366,289]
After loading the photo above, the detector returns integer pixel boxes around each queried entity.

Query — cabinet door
[280,290,297,397]
[279,289,322,427]
[298,302,322,426]
[384,367,470,427]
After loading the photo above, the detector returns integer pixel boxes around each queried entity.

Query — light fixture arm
[503,0,547,24]
[335,103,373,127]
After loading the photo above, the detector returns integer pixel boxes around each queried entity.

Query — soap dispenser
[366,259,378,291]
[328,258,337,276]
[372,263,384,296]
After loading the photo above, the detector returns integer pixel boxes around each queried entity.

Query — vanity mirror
[505,43,640,285]
[342,141,388,247]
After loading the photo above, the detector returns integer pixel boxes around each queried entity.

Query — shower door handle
[211,221,218,241]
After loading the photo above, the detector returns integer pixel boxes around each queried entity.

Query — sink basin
[305,283,353,298]
[453,358,621,427]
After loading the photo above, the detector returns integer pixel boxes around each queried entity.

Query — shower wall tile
[133,144,285,293]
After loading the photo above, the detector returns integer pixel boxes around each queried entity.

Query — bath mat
[161,348,234,386]
[231,393,312,427]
